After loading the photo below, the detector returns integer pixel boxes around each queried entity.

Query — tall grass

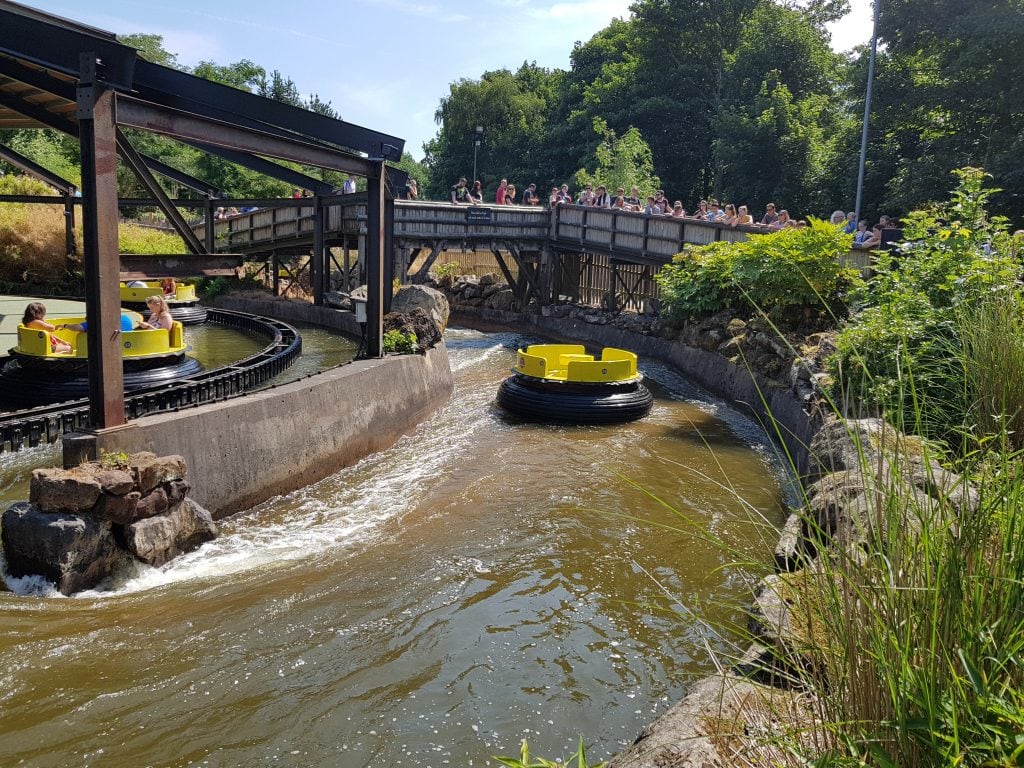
[0,175,187,291]
[0,175,77,285]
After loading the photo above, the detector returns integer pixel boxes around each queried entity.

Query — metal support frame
[183,141,334,196]
[312,197,325,305]
[117,97,376,177]
[365,164,385,358]
[115,127,206,254]
[384,198,395,313]
[64,192,76,258]
[77,53,125,429]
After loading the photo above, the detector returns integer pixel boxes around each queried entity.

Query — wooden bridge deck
[192,197,870,311]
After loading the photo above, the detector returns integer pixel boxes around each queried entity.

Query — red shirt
[496,187,506,205]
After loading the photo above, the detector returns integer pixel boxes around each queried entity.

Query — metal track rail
[0,308,302,453]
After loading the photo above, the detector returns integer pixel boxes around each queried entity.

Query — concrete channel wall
[67,299,453,517]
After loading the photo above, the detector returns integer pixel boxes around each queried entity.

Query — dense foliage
[829,168,1024,449]
[421,0,1023,225]
[654,219,859,322]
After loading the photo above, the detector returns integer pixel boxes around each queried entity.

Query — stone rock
[93,490,143,524]
[480,282,503,299]
[324,291,351,310]
[165,479,191,508]
[486,289,516,311]
[135,486,170,520]
[383,307,442,353]
[130,453,187,495]
[641,296,661,316]
[94,469,135,496]
[30,468,102,513]
[748,567,831,680]
[606,673,819,768]
[124,499,218,567]
[350,284,368,301]
[774,512,809,572]
[390,284,451,333]
[478,272,501,286]
[541,304,572,318]
[1,502,131,595]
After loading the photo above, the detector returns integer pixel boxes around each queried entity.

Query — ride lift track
[0,309,302,453]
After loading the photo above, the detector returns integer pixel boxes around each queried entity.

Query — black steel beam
[116,96,376,177]
[0,142,75,192]
[77,52,125,428]
[0,6,137,90]
[132,58,403,161]
[115,127,206,254]
[139,152,220,197]
[183,140,333,195]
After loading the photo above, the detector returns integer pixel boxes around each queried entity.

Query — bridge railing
[393,201,549,244]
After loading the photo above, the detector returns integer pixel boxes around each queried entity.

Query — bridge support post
[365,162,385,357]
[204,197,215,254]
[312,197,325,305]
[63,191,76,259]
[77,53,125,429]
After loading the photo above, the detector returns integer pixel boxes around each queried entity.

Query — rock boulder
[1,502,131,595]
[391,284,450,332]
[124,499,218,567]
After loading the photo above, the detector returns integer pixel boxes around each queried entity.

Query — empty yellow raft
[497,344,652,424]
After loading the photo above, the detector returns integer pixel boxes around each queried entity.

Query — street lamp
[472,125,483,183]
[854,0,881,225]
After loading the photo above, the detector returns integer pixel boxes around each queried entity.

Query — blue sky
[18,0,873,160]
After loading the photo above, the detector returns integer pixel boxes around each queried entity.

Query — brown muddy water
[0,326,790,767]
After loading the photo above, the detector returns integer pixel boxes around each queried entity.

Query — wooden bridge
[198,198,868,311]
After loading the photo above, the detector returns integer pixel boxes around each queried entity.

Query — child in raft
[160,277,176,297]
[138,295,174,331]
[22,302,73,354]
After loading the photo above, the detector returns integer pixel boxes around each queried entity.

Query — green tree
[573,119,660,197]
[120,33,182,69]
[422,64,560,199]
[192,59,265,91]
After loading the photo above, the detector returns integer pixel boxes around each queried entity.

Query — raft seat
[120,282,198,303]
[515,344,639,383]
[15,319,185,360]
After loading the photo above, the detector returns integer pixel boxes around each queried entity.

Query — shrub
[829,168,1022,449]
[654,218,858,323]
[382,329,417,355]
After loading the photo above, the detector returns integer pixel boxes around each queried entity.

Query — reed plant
[616,169,1024,766]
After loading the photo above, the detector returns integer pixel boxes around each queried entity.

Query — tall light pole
[854,0,882,225]
[472,125,483,183]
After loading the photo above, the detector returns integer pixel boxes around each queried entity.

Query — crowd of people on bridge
[447,175,897,246]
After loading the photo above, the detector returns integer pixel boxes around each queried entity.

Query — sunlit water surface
[0,326,789,767]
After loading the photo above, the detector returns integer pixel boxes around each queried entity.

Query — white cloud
[530,0,632,21]
[357,0,470,23]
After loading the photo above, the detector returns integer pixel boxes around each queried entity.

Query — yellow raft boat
[496,344,653,424]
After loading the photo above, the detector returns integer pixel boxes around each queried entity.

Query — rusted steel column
[365,164,385,358]
[63,192,76,258]
[204,197,215,254]
[312,196,325,306]
[77,53,125,428]
[383,195,395,313]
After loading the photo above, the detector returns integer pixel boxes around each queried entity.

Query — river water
[0,326,789,767]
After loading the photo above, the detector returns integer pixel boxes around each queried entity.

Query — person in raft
[22,302,73,353]
[60,312,138,333]
[138,296,174,331]
[160,277,176,296]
